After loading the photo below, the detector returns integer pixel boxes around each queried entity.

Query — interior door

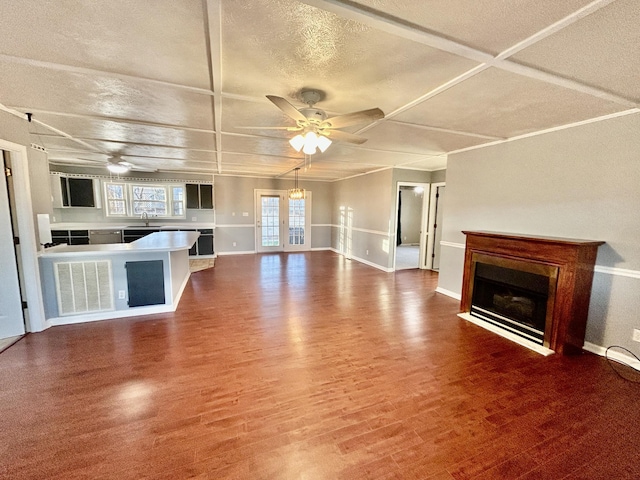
[0,152,26,339]
[256,191,284,253]
[432,185,446,270]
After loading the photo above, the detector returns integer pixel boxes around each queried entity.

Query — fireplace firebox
[460,232,603,355]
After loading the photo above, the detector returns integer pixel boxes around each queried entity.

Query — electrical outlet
[233,242,237,247]
[118,290,125,299]
[191,216,197,221]
[366,249,369,256]
[242,212,249,217]
[632,329,640,342]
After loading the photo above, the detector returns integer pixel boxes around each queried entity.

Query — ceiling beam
[0,53,213,97]
[304,0,637,126]
[203,0,224,174]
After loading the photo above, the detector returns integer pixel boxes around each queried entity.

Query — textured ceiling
[0,0,638,181]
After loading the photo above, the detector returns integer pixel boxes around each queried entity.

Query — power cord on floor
[605,346,640,383]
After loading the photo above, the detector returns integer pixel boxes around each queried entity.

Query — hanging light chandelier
[288,167,305,200]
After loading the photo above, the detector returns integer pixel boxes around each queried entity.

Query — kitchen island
[39,231,199,326]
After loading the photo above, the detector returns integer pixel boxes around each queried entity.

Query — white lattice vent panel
[54,260,114,316]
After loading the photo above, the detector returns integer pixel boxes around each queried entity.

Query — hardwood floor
[1,251,639,479]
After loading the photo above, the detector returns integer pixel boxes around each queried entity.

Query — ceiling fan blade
[235,126,302,131]
[325,130,368,145]
[266,95,308,123]
[322,108,384,129]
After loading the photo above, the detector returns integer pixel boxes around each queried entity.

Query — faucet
[141,212,149,227]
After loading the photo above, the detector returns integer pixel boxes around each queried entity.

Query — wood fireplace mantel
[460,231,604,354]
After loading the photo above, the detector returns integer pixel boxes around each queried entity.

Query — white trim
[458,312,555,356]
[329,248,393,272]
[393,181,430,271]
[352,255,394,273]
[435,287,461,300]
[440,241,465,249]
[311,223,333,228]
[432,243,640,279]
[425,182,444,269]
[449,109,640,155]
[49,303,178,326]
[330,224,389,237]
[215,224,254,228]
[594,265,640,279]
[216,250,256,256]
[311,247,332,251]
[583,342,640,371]
[0,138,47,332]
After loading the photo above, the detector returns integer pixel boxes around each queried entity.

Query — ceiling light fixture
[107,163,129,174]
[288,167,305,200]
[289,130,332,155]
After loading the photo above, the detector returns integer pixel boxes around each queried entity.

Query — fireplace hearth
[460,232,604,355]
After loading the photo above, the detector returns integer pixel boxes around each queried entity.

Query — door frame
[254,189,313,253]
[0,138,46,332]
[425,182,446,270]
[285,190,311,252]
[255,189,285,253]
[392,181,430,271]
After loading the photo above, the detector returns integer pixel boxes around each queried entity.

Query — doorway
[394,182,430,270]
[426,183,446,270]
[0,150,26,342]
[255,189,312,253]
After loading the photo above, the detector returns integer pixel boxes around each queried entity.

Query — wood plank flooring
[1,251,639,479]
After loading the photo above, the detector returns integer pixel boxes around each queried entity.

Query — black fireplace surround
[470,262,549,344]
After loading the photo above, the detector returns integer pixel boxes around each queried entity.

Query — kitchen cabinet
[50,229,89,246]
[122,228,159,243]
[186,183,213,210]
[197,228,214,256]
[53,176,97,207]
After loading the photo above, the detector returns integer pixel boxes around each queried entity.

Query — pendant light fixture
[288,167,305,200]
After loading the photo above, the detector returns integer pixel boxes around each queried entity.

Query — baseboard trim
[216,250,256,256]
[435,287,461,300]
[583,342,640,371]
[49,303,177,326]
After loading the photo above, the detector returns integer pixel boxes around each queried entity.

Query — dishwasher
[89,229,123,244]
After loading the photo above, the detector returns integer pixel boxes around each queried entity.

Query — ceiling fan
[106,155,158,173]
[243,90,384,154]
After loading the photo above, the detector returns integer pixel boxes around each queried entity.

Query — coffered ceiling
[0,0,638,180]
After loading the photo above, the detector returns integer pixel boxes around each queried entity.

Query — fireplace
[460,232,603,355]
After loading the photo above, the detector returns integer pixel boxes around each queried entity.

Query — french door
[255,190,311,252]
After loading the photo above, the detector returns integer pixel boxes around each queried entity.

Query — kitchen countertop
[39,231,200,257]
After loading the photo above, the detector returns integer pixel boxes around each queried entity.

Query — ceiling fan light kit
[107,162,129,174]
[259,90,384,156]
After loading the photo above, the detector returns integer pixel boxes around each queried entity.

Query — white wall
[438,111,640,352]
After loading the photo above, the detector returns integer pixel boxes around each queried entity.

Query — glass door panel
[256,192,283,253]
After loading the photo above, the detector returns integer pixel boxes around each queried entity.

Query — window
[131,185,168,216]
[105,183,126,216]
[104,182,185,218]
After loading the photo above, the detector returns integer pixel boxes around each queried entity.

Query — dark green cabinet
[50,229,89,245]
[60,177,95,207]
[186,183,213,210]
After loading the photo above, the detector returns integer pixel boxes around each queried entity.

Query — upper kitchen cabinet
[51,174,100,208]
[186,183,213,210]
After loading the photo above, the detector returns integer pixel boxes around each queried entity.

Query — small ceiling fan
[106,155,158,173]
[242,90,384,154]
